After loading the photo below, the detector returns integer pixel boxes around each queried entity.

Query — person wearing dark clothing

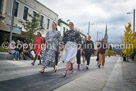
[81,39,86,65]
[97,39,107,68]
[82,35,94,69]
[16,40,23,60]
[96,51,99,65]
[76,45,81,70]
[23,43,31,60]
[122,52,126,61]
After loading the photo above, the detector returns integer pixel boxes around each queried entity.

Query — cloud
[38,0,136,43]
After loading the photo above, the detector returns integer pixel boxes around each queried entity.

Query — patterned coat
[62,30,81,45]
[42,30,61,67]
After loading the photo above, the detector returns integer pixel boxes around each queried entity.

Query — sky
[38,0,135,43]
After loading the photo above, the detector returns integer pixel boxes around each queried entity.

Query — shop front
[0,23,22,45]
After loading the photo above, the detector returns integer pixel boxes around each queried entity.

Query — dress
[62,30,81,63]
[42,30,61,67]
[35,37,44,56]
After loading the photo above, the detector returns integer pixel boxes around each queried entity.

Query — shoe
[86,65,89,70]
[31,62,35,66]
[13,58,16,61]
[53,69,57,72]
[71,68,74,74]
[38,63,41,65]
[98,64,101,69]
[39,70,44,74]
[69,66,72,70]
[62,70,67,77]
[77,64,79,70]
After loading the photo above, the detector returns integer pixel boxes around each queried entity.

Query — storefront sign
[0,23,22,34]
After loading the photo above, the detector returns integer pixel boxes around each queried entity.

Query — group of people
[8,21,107,77]
[8,40,35,61]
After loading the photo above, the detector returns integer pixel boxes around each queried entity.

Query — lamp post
[127,9,135,33]
[88,22,94,35]
[9,0,16,43]
[97,31,101,42]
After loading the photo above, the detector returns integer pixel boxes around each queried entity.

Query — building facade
[0,0,58,45]
[0,0,7,23]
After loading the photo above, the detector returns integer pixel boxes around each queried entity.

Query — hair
[69,22,74,26]
[37,32,42,37]
[53,22,58,31]
[10,40,15,45]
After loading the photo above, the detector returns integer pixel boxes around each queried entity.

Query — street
[0,56,136,91]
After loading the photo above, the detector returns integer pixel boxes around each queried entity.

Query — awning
[0,23,22,34]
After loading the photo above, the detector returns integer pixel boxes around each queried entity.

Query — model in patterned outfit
[39,22,61,73]
[61,22,81,77]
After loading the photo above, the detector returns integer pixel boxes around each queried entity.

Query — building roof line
[35,0,58,16]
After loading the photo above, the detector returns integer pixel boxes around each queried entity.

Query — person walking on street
[39,22,61,73]
[97,39,107,68]
[61,22,81,77]
[82,35,94,69]
[31,32,44,65]
[81,39,86,65]
[76,45,81,70]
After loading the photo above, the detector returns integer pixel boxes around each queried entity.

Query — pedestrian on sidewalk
[81,39,86,65]
[39,22,61,73]
[97,39,107,68]
[76,45,81,70]
[61,22,81,77]
[31,32,44,65]
[96,45,99,65]
[82,35,94,69]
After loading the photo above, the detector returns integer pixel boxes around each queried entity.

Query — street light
[88,22,94,35]
[127,9,135,33]
[9,0,16,43]
[97,31,101,42]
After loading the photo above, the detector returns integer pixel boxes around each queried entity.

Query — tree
[123,23,136,60]
[19,13,42,42]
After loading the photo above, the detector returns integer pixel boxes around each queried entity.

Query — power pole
[88,22,90,35]
[9,0,16,43]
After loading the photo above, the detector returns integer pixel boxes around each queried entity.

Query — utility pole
[88,22,90,35]
[9,0,16,43]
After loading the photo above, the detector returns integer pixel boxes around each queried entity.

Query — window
[14,2,19,17]
[33,11,37,17]
[23,6,28,20]
[40,15,44,27]
[47,19,50,29]
[0,0,3,14]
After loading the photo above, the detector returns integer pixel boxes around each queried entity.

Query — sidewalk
[54,57,136,91]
